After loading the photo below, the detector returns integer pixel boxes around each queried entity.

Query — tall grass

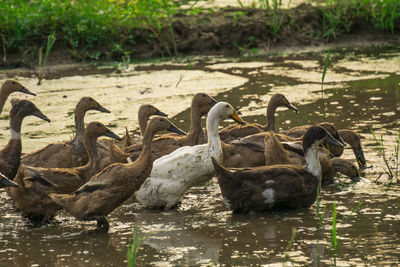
[282,227,296,266]
[37,32,56,85]
[369,127,400,181]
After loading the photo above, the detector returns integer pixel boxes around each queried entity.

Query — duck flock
[0,79,366,233]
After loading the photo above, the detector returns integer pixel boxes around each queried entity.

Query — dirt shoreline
[1,4,399,70]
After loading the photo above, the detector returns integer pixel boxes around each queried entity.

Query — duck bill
[96,104,111,113]
[325,133,345,147]
[0,174,17,188]
[230,110,245,125]
[353,145,366,168]
[209,98,218,107]
[155,109,168,117]
[19,87,36,96]
[167,124,186,135]
[286,103,298,114]
[105,129,121,140]
[32,109,51,123]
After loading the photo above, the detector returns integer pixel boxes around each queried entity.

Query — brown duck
[263,131,360,184]
[211,126,344,213]
[0,99,50,180]
[123,93,216,162]
[49,116,186,233]
[218,93,297,142]
[21,97,110,168]
[0,80,36,114]
[10,121,120,222]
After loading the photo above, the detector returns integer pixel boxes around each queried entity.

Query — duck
[330,129,366,168]
[135,102,244,210]
[123,93,217,162]
[0,80,36,114]
[0,98,50,180]
[218,93,297,142]
[10,121,121,222]
[21,97,110,168]
[263,131,360,184]
[49,116,185,232]
[211,125,344,213]
[96,104,168,166]
[0,172,18,188]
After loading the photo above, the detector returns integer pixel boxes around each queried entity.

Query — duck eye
[159,118,164,121]
[96,123,100,126]
[12,81,16,85]
[202,94,206,97]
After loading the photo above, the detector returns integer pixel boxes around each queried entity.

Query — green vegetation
[127,227,148,267]
[282,227,297,266]
[37,32,56,85]
[0,0,399,64]
[370,127,400,181]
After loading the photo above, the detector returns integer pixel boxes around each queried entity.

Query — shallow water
[0,46,399,266]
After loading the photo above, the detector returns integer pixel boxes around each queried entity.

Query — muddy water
[1,46,400,266]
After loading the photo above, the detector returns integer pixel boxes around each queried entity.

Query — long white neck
[206,110,222,156]
[305,143,321,178]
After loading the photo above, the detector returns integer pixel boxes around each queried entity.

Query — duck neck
[264,102,278,132]
[81,133,102,177]
[73,104,87,144]
[206,113,222,154]
[138,111,149,136]
[3,111,23,166]
[0,86,11,114]
[186,104,204,144]
[134,127,155,167]
[305,144,321,178]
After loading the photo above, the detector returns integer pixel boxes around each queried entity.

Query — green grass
[127,226,148,267]
[37,32,56,85]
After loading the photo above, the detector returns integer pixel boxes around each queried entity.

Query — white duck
[135,102,244,210]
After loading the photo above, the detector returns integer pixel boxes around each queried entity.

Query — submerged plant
[282,227,297,266]
[37,32,56,85]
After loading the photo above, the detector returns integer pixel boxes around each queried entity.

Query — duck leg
[83,214,110,233]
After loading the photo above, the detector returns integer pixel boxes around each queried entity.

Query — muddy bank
[2,3,400,69]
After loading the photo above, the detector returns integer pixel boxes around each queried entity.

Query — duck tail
[211,157,233,178]
[123,127,134,148]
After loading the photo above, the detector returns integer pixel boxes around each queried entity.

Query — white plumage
[135,102,242,209]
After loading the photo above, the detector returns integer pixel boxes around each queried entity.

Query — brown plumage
[0,80,36,114]
[21,97,110,168]
[0,99,50,180]
[264,131,359,184]
[212,126,344,213]
[97,104,168,166]
[49,116,186,233]
[10,122,120,222]
[124,93,216,162]
[218,93,297,142]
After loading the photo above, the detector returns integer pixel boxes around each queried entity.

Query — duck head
[331,158,361,182]
[339,129,366,168]
[139,104,168,118]
[146,116,186,136]
[0,172,17,188]
[2,80,36,96]
[303,126,345,153]
[193,93,218,116]
[317,122,345,147]
[210,102,245,125]
[85,121,121,140]
[77,97,110,113]
[11,98,50,122]
[270,93,298,113]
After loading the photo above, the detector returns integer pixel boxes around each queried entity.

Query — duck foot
[96,216,109,233]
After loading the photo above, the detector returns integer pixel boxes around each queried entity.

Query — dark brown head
[338,129,366,168]
[85,121,121,141]
[1,80,36,96]
[145,116,186,136]
[76,97,110,114]
[138,104,167,118]
[303,126,344,153]
[331,158,360,182]
[269,94,298,113]
[192,93,218,116]
[10,98,50,122]
[317,122,345,145]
